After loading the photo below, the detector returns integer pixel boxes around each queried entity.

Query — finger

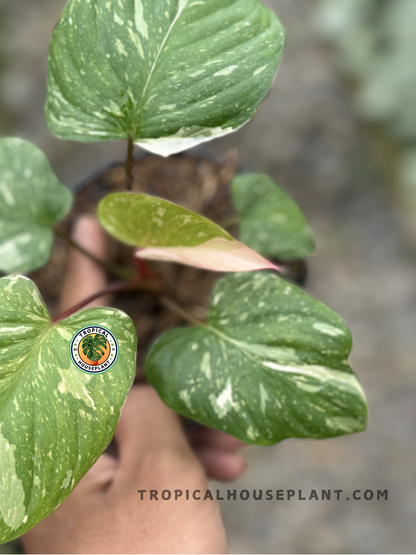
[60,215,109,312]
[80,453,119,491]
[113,385,190,480]
[55,454,118,499]
[188,426,246,453]
[193,448,247,482]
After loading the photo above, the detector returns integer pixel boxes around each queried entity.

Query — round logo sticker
[70,326,118,374]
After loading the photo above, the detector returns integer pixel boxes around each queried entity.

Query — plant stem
[53,278,160,324]
[125,137,134,191]
[53,282,200,327]
[158,296,205,327]
[135,258,160,280]
[53,281,129,323]
[54,225,135,281]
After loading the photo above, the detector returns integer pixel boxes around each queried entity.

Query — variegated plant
[0,0,367,544]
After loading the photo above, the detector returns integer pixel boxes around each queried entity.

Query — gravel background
[1,0,416,553]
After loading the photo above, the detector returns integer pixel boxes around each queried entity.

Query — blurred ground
[1,0,416,553]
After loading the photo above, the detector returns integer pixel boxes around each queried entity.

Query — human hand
[186,423,246,483]
[21,385,246,554]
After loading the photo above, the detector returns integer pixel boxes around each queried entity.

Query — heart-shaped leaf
[98,193,277,273]
[146,272,367,445]
[46,0,285,156]
[0,138,73,274]
[0,276,136,543]
[231,173,316,261]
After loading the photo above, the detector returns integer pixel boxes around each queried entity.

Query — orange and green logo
[70,326,118,374]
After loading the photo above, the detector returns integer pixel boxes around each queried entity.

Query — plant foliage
[0,0,368,544]
[98,193,277,272]
[147,272,367,445]
[46,0,285,156]
[0,276,136,543]
[0,138,73,274]
[231,173,316,261]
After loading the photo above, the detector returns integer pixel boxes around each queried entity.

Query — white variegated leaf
[46,0,285,156]
[0,138,73,274]
[0,276,136,543]
[146,272,367,445]
[231,173,316,261]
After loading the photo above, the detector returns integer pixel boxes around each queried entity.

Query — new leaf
[146,272,367,445]
[98,193,278,272]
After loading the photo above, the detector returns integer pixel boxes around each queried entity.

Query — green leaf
[231,173,316,261]
[98,193,278,272]
[0,138,73,274]
[0,276,136,543]
[146,272,367,445]
[46,0,285,156]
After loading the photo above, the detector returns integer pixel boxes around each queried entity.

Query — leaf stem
[125,137,135,191]
[54,225,135,281]
[53,278,160,324]
[135,258,160,280]
[158,296,205,327]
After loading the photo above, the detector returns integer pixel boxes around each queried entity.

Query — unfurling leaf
[0,276,136,543]
[146,272,367,445]
[231,173,316,261]
[46,0,285,156]
[98,193,278,273]
[0,138,73,275]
